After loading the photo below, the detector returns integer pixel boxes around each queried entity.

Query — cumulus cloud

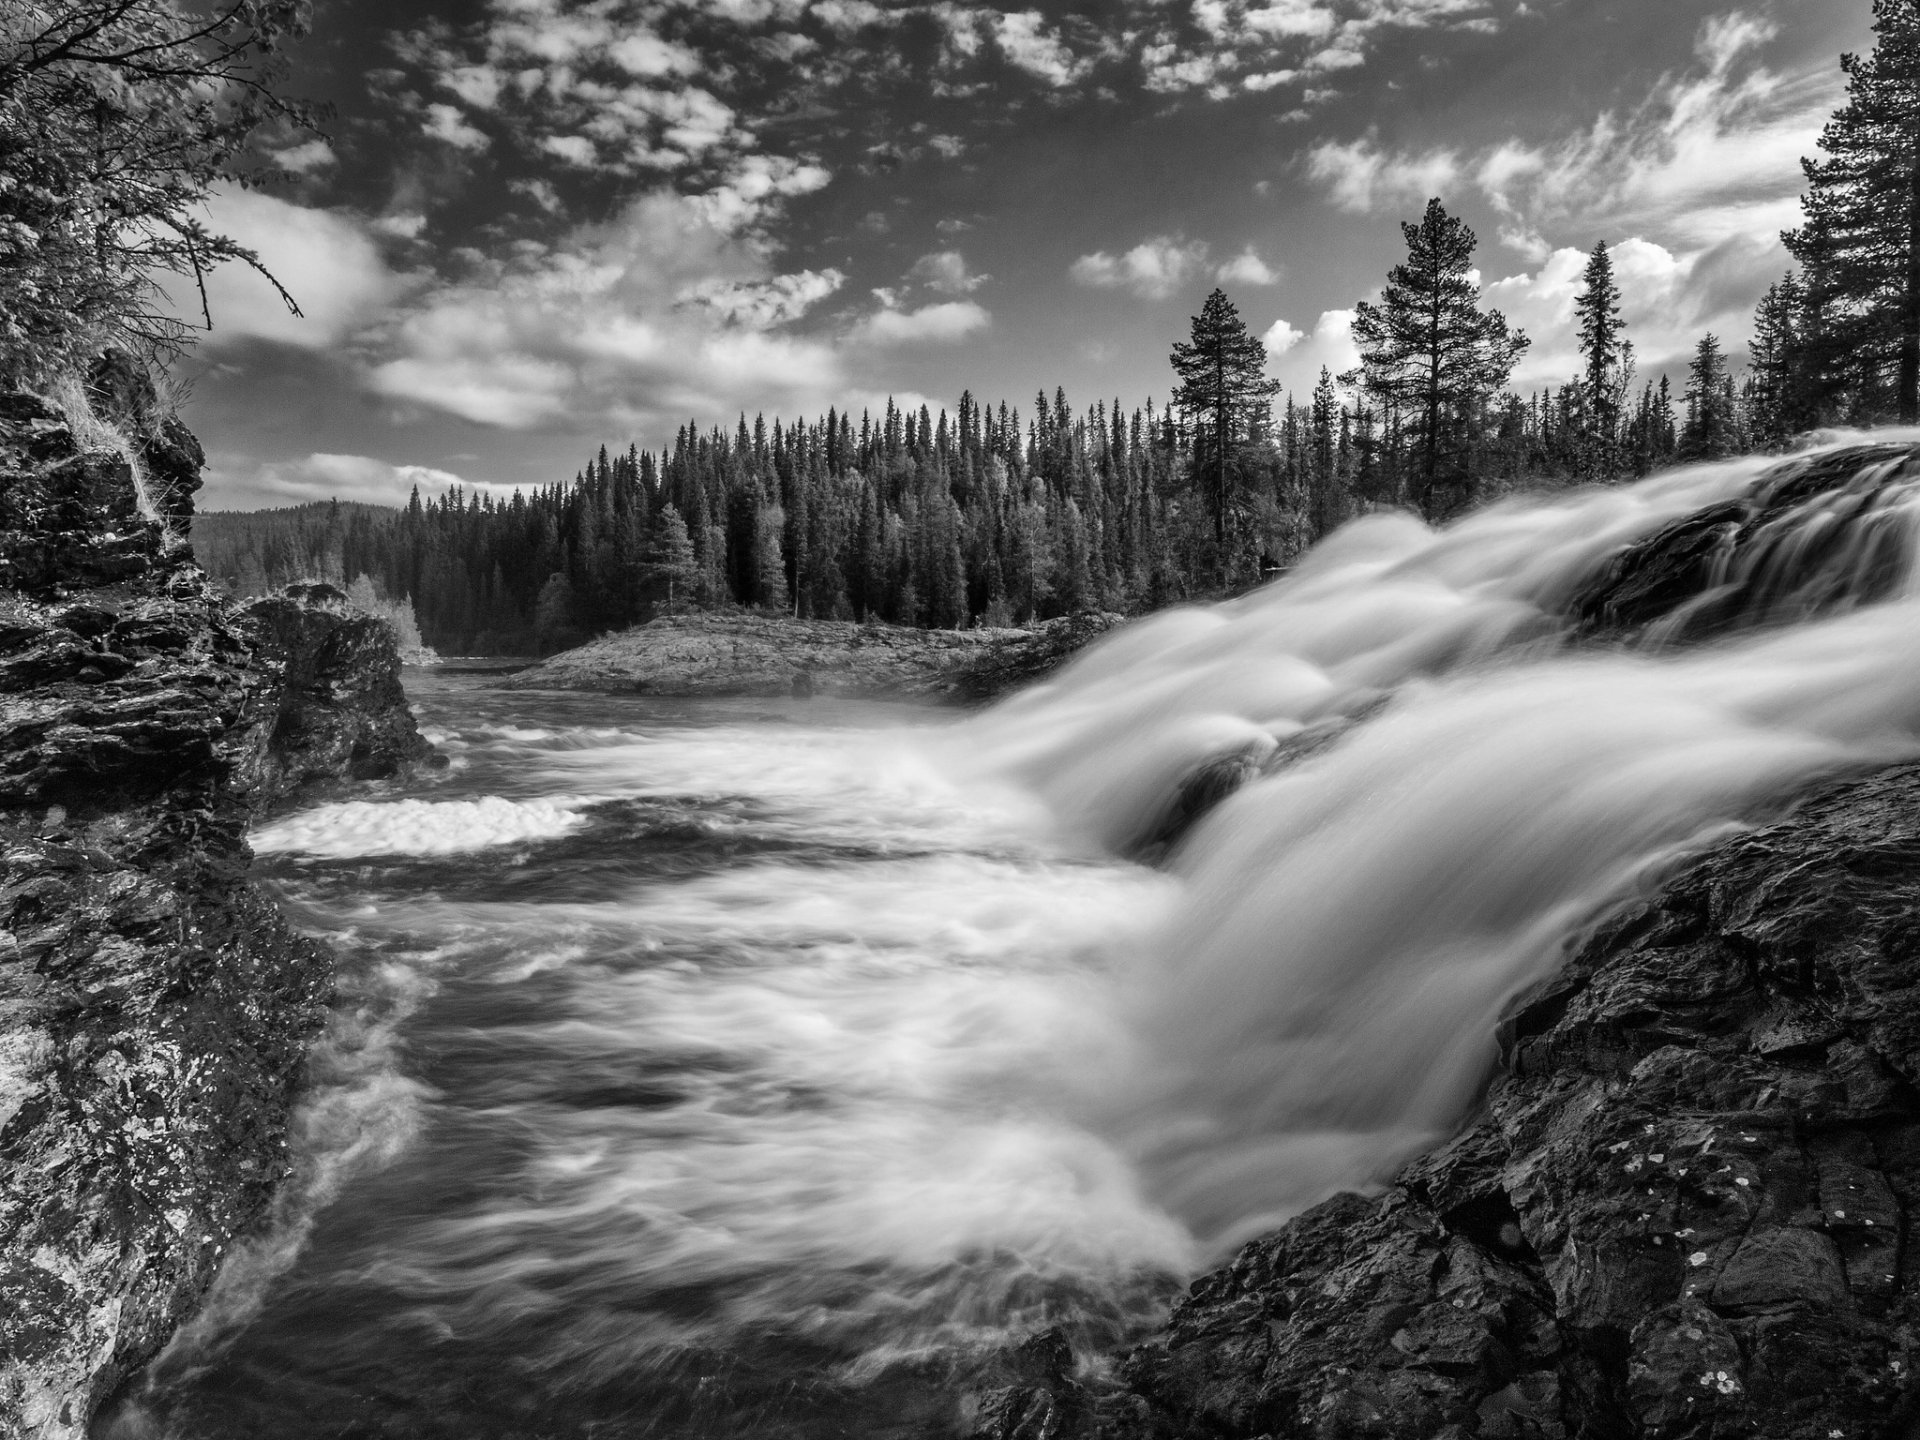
[171,188,407,350]
[683,268,848,327]
[910,249,990,294]
[1070,236,1211,299]
[1486,235,1784,386]
[1216,246,1281,286]
[853,299,991,346]
[993,10,1090,87]
[1264,309,1360,395]
[424,103,490,151]
[365,191,852,430]
[222,452,479,509]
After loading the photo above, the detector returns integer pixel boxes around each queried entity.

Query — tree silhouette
[1345,199,1528,522]
[1574,241,1632,479]
[1786,0,1920,421]
[1170,288,1280,548]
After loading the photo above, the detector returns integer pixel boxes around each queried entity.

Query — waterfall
[964,435,1920,1254]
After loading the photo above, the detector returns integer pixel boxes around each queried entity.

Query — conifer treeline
[197,367,1773,657]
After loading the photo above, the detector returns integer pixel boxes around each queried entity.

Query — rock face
[0,381,431,1439]
[1574,441,1920,644]
[502,610,1119,702]
[238,582,435,796]
[1072,760,1920,1440]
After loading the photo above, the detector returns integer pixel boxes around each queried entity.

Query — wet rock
[1112,760,1920,1439]
[237,583,437,794]
[0,378,433,1439]
[1572,442,1920,644]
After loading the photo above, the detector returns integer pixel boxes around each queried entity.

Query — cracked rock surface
[0,381,431,1439]
[977,760,1920,1440]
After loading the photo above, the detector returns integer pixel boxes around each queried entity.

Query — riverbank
[0,377,433,1440]
[500,610,1123,702]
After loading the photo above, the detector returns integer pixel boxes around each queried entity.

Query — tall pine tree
[1170,288,1281,548]
[1574,241,1632,479]
[1785,0,1920,421]
[1345,199,1529,522]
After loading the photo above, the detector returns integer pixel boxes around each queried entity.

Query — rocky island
[502,609,1124,703]
[0,368,432,1439]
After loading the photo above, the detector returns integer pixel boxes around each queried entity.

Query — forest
[189,1,1918,657]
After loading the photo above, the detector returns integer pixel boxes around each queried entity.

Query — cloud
[1070,236,1211,299]
[1265,308,1360,395]
[424,103,490,151]
[1486,235,1787,387]
[223,452,478,509]
[1305,136,1460,214]
[1308,12,1833,258]
[1216,246,1281,286]
[364,191,853,430]
[171,188,407,350]
[682,268,848,327]
[993,11,1090,87]
[853,300,992,345]
[272,139,336,174]
[910,249,990,294]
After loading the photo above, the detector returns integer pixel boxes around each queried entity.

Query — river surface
[117,673,1191,1439]
[116,436,1920,1438]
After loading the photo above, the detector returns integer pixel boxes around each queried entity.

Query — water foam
[252,795,588,858]
[963,441,1920,1252]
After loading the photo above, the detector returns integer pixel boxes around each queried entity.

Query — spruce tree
[1170,288,1280,548]
[1785,0,1920,420]
[1345,199,1529,522]
[1749,274,1812,448]
[1680,335,1734,460]
[1574,241,1632,479]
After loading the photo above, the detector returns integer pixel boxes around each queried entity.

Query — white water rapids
[123,436,1920,1438]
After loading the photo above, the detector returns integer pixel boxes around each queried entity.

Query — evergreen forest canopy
[9,0,1920,655]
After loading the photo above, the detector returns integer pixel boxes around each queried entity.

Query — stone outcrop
[238,582,434,797]
[973,761,1920,1440]
[0,378,432,1439]
[1573,441,1920,644]
[502,610,1120,703]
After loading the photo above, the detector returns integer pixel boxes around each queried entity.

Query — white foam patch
[252,796,588,858]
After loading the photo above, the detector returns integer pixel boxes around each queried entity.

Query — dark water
[109,672,1188,1440]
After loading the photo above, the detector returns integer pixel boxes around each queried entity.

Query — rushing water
[117,437,1920,1438]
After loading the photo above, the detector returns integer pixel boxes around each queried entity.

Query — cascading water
[114,436,1920,1437]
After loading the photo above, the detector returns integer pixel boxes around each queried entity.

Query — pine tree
[1749,274,1812,448]
[1785,0,1920,420]
[1680,335,1734,460]
[1345,199,1529,522]
[1170,288,1281,548]
[1574,241,1632,479]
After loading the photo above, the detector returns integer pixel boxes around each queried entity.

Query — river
[113,434,1920,1437]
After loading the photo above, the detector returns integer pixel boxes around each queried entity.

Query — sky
[177,0,1875,510]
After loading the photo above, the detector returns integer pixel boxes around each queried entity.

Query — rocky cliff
[1092,758,1920,1440]
[0,370,431,1440]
